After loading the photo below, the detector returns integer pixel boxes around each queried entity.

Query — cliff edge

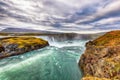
[0,37,49,59]
[79,30,120,80]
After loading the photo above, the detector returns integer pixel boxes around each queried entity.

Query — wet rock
[0,44,4,53]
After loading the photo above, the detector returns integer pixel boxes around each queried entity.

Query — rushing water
[0,36,88,80]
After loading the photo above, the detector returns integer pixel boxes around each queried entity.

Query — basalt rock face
[0,37,49,59]
[79,30,120,80]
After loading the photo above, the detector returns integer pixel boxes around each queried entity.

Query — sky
[0,0,120,33]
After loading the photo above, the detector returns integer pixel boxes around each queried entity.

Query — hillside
[79,30,120,80]
[92,30,120,46]
[1,28,47,33]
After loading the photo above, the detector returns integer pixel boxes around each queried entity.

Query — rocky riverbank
[0,37,49,59]
[79,30,120,80]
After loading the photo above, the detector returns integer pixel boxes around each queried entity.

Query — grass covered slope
[92,30,120,46]
[0,37,49,59]
[79,30,120,80]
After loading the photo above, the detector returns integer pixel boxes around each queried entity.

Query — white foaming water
[38,36,88,48]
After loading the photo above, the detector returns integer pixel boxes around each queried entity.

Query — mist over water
[0,35,88,80]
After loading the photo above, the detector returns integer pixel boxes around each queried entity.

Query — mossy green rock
[79,30,120,80]
[0,37,49,59]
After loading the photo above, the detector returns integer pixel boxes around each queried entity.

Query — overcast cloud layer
[0,0,120,33]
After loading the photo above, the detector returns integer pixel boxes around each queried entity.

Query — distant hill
[0,28,105,40]
[0,28,45,33]
[0,28,64,34]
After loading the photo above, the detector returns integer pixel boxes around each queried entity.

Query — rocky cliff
[79,30,120,80]
[0,37,49,59]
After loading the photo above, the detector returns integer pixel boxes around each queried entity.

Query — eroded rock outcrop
[0,37,49,59]
[79,30,120,80]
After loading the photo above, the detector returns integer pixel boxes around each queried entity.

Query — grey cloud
[0,0,120,32]
[76,0,120,24]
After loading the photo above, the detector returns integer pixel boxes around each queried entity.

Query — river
[0,36,88,80]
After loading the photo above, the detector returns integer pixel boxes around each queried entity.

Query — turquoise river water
[0,36,88,80]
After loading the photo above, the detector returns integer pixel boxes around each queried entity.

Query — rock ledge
[0,37,49,59]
